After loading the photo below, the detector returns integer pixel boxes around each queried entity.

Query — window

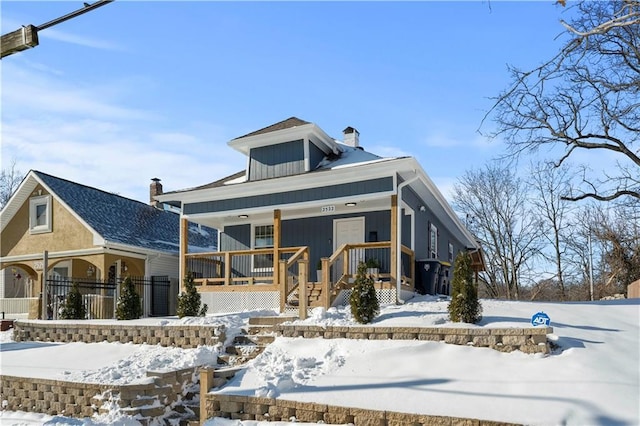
[429,224,438,259]
[29,195,52,234]
[253,224,274,270]
[448,242,454,263]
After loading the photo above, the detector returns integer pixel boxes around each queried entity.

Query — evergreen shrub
[448,251,482,323]
[59,281,87,320]
[116,276,142,320]
[177,272,208,318]
[349,261,380,324]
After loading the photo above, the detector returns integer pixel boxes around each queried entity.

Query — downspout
[396,171,419,304]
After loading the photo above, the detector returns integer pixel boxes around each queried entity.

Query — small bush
[349,261,380,324]
[59,281,86,320]
[116,276,142,320]
[448,251,482,323]
[177,272,208,318]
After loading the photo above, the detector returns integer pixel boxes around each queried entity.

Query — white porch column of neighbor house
[396,173,419,304]
[41,250,48,320]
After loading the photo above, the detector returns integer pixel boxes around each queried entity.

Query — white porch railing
[0,297,38,318]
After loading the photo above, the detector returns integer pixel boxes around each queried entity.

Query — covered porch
[179,195,416,318]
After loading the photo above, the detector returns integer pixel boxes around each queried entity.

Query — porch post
[321,257,330,309]
[180,218,188,293]
[390,195,398,286]
[273,209,281,286]
[298,259,308,320]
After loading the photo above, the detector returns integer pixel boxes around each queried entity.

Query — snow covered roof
[4,171,217,254]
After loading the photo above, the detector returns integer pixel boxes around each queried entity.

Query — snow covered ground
[0,296,638,426]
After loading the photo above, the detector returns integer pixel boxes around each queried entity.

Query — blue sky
[1,1,573,204]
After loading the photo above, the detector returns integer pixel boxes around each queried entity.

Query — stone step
[225,344,264,357]
[217,354,252,367]
[248,316,298,326]
[131,396,158,408]
[232,333,275,345]
[214,366,243,379]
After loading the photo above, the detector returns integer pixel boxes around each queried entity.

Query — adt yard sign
[531,311,551,326]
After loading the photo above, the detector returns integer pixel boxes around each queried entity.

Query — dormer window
[29,194,52,234]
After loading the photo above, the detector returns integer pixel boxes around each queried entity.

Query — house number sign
[321,205,336,213]
[33,261,44,271]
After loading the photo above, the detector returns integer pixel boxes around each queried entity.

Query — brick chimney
[343,126,359,148]
[150,178,163,207]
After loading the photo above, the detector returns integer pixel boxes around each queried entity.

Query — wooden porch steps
[288,283,326,308]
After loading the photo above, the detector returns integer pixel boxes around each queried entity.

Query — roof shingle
[35,171,216,253]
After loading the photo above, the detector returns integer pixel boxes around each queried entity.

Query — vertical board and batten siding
[308,141,326,170]
[220,211,391,280]
[402,187,466,262]
[184,177,394,215]
[248,140,305,181]
[220,226,251,252]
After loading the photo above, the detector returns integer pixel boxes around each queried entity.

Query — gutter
[396,171,420,304]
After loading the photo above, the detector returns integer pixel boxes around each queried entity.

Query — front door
[333,217,365,278]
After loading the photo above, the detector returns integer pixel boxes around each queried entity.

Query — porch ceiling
[184,194,393,229]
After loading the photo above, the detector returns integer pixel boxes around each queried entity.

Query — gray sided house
[0,170,216,319]
[156,117,483,317]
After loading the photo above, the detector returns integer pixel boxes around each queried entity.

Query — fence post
[114,278,119,319]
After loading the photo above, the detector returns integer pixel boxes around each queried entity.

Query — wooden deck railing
[185,246,307,289]
[185,242,414,316]
[319,241,414,308]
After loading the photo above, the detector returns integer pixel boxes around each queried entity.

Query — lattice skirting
[200,291,280,313]
[333,289,407,307]
[201,289,417,315]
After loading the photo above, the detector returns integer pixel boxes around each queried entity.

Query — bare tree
[592,203,640,294]
[528,161,574,300]
[564,202,640,299]
[0,160,24,210]
[453,164,543,300]
[484,1,640,202]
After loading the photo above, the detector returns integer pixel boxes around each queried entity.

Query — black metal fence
[45,276,170,320]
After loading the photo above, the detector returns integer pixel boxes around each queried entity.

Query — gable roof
[1,171,216,254]
[233,116,310,140]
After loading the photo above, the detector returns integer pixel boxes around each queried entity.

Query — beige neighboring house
[628,279,640,299]
[0,170,216,319]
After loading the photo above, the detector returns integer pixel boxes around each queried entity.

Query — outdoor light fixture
[238,214,249,219]
[345,202,357,207]
[87,265,95,277]
[121,262,128,273]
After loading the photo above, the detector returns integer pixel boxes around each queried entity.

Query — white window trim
[29,194,52,234]
[430,223,438,259]
[251,222,274,272]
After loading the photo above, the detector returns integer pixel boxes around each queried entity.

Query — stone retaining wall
[204,394,520,426]
[272,324,553,354]
[12,320,226,348]
[0,368,196,422]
